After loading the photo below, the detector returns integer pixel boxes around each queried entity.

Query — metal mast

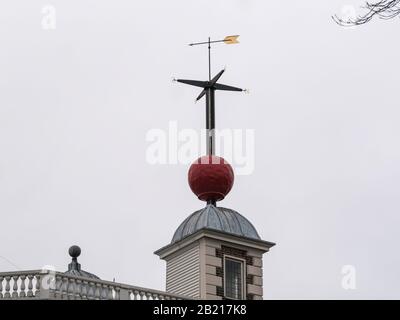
[175,35,243,156]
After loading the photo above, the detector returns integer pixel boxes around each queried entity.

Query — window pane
[225,258,243,299]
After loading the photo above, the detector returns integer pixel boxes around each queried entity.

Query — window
[224,257,244,300]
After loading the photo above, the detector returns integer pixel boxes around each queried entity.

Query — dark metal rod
[205,88,215,155]
[208,37,211,81]
[188,39,225,46]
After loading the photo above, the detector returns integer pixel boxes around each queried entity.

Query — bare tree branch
[333,0,400,26]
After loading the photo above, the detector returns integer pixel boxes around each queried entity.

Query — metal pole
[205,87,215,156]
[208,37,211,81]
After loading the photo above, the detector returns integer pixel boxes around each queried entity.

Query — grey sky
[0,0,399,299]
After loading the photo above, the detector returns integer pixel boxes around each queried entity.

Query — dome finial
[64,245,101,279]
[68,245,81,260]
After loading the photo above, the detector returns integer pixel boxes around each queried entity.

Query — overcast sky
[1,0,399,299]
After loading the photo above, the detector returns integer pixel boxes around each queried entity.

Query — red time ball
[188,155,234,202]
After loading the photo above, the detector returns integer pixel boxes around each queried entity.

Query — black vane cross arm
[176,79,207,88]
[210,69,225,85]
[176,68,243,101]
[213,83,243,92]
[196,89,207,101]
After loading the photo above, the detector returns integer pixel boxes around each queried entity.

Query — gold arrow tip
[224,35,240,44]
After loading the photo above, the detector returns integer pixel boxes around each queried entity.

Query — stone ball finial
[68,245,81,259]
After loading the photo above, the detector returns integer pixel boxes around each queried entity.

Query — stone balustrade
[0,270,192,300]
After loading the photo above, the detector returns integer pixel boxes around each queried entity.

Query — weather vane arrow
[188,35,240,47]
[173,35,246,156]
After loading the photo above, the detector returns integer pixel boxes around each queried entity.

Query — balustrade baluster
[94,283,101,300]
[20,275,26,298]
[12,275,18,298]
[81,280,88,299]
[0,276,3,299]
[27,275,33,297]
[4,276,11,298]
[53,275,60,299]
[87,282,94,299]
[107,285,114,300]
[128,289,133,300]
[75,279,82,300]
[114,287,120,300]
[35,274,41,297]
[61,277,68,299]
[101,284,108,300]
[68,278,75,300]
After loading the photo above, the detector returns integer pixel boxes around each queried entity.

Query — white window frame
[223,255,246,300]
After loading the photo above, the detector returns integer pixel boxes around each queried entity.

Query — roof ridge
[213,205,224,231]
[229,208,245,236]
[193,206,207,230]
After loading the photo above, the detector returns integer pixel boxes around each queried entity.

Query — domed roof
[64,268,100,280]
[172,204,261,243]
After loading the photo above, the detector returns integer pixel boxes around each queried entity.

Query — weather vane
[174,35,245,156]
